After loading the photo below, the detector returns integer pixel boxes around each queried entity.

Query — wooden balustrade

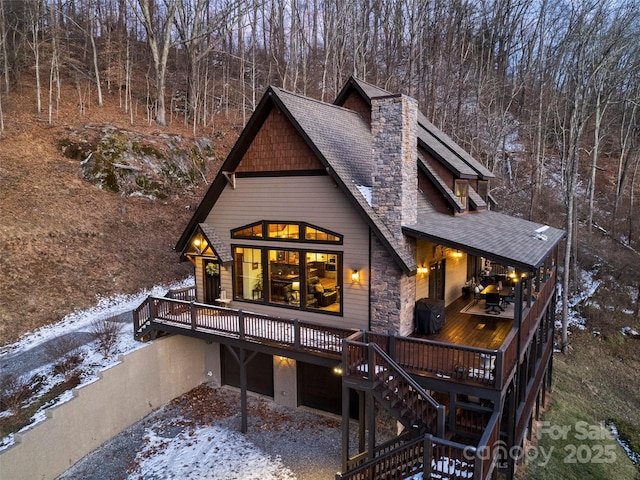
[520,276,554,350]
[337,428,492,480]
[134,296,353,358]
[134,293,540,392]
[473,411,501,480]
[393,336,500,388]
[166,285,196,302]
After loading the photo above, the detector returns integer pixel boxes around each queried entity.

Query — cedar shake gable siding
[235,106,323,174]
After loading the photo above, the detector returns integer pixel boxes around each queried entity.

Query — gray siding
[205,175,371,331]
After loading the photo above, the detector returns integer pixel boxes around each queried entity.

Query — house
[134,77,565,480]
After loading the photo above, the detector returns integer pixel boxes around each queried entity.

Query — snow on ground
[1,277,303,479]
[555,268,601,330]
[129,420,296,480]
[0,276,193,357]
[0,277,194,451]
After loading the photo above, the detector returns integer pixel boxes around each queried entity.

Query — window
[477,181,489,203]
[232,221,343,314]
[232,222,342,244]
[233,247,263,300]
[305,226,340,242]
[267,223,299,239]
[454,181,469,209]
[232,222,263,238]
[233,246,342,314]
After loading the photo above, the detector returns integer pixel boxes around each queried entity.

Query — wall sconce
[417,266,429,275]
[333,365,343,375]
[451,249,463,258]
[351,270,359,283]
[193,238,202,253]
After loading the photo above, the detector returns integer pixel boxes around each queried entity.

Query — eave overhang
[180,223,233,265]
[403,208,565,272]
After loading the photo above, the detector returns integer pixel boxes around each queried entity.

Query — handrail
[135,296,522,391]
[393,335,500,388]
[370,343,441,411]
[336,433,475,480]
[166,285,196,301]
[141,296,355,357]
[369,343,445,437]
[473,411,501,480]
[133,295,152,336]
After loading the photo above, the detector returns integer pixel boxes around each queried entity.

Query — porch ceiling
[404,197,565,271]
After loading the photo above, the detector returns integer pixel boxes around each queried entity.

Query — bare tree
[130,0,179,126]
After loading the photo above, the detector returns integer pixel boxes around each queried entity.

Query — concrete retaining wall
[0,335,208,480]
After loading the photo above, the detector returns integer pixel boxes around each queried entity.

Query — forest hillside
[1,0,639,344]
[1,0,639,474]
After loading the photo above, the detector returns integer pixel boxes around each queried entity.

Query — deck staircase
[339,339,449,478]
[368,343,445,439]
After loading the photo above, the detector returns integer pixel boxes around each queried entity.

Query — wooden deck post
[190,301,196,330]
[436,404,446,438]
[239,347,247,433]
[423,434,432,477]
[238,309,245,340]
[294,319,300,351]
[341,383,350,472]
[366,389,375,461]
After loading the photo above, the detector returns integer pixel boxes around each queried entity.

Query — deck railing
[134,296,353,357]
[520,275,554,348]
[133,287,550,391]
[336,432,482,480]
[166,285,196,302]
[344,336,446,438]
[473,411,501,480]
[345,332,503,388]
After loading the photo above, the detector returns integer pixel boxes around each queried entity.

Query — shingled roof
[336,77,494,182]
[404,195,565,271]
[177,79,562,275]
[270,87,416,272]
[175,85,416,273]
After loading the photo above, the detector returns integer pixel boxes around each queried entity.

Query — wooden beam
[222,171,236,189]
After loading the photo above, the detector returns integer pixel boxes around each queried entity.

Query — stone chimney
[369,94,418,337]
[370,94,418,244]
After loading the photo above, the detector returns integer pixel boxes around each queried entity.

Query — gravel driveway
[57,385,350,480]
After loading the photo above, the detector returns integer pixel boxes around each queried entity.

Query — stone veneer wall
[370,94,418,247]
[369,94,418,336]
[370,237,416,336]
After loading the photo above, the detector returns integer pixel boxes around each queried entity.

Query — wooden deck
[414,297,514,351]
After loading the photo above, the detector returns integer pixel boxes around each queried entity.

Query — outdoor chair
[485,292,504,314]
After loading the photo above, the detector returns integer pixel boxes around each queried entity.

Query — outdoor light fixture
[351,270,359,283]
[417,266,429,275]
[333,365,343,375]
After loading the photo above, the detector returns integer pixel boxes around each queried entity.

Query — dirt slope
[0,88,234,346]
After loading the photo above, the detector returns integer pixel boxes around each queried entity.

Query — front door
[429,259,445,300]
[203,259,220,304]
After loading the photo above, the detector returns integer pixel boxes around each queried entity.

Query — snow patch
[130,422,296,479]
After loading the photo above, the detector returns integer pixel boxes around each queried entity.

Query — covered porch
[423,296,514,350]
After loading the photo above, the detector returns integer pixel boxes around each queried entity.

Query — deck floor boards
[414,297,514,350]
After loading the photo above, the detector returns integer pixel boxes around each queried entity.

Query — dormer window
[455,181,469,209]
[477,180,489,203]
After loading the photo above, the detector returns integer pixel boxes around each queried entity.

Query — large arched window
[232,222,342,315]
